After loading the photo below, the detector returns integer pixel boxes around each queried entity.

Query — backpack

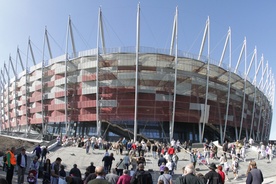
[234,161,239,168]
[175,155,179,162]
[3,155,7,162]
[133,171,152,184]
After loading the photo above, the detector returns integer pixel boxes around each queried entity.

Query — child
[27,172,36,184]
[159,162,166,175]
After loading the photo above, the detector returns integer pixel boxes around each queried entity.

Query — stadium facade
[0,6,274,143]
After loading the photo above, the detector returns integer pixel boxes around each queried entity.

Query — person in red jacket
[167,146,175,160]
[217,165,225,184]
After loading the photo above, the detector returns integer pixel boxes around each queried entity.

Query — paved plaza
[1,143,276,183]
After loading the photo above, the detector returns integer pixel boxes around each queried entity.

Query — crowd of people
[1,136,274,184]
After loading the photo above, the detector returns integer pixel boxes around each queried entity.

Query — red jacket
[218,170,225,184]
[168,147,175,155]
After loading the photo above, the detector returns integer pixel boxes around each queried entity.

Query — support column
[235,126,238,141]
[198,123,202,143]
[220,124,223,144]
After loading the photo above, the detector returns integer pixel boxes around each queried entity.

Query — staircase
[101,121,150,142]
[206,124,234,142]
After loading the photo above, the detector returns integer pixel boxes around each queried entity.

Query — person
[151,143,157,159]
[83,172,97,184]
[157,167,172,184]
[159,162,166,175]
[167,146,175,160]
[33,145,42,160]
[51,157,62,184]
[6,147,16,184]
[56,136,61,146]
[59,165,66,178]
[105,168,119,184]
[69,164,82,179]
[3,148,9,172]
[65,175,83,184]
[217,165,225,184]
[165,159,174,175]
[211,144,218,159]
[222,140,228,157]
[102,152,112,174]
[203,140,210,165]
[91,136,96,150]
[137,156,146,166]
[87,166,110,184]
[117,169,131,184]
[29,157,39,184]
[246,161,264,184]
[130,163,153,184]
[188,140,192,152]
[204,163,222,184]
[41,146,49,163]
[116,158,125,176]
[0,178,8,184]
[17,148,27,184]
[232,155,239,180]
[190,150,197,168]
[86,138,91,154]
[98,137,103,150]
[42,159,51,184]
[222,158,230,181]
[87,162,96,174]
[130,154,137,171]
[123,153,130,170]
[27,173,36,184]
[84,167,91,182]
[175,163,202,184]
[109,153,115,173]
[158,155,167,167]
[172,153,179,170]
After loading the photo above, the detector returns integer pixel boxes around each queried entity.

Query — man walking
[17,148,27,184]
[33,144,42,160]
[41,146,49,163]
[246,161,263,184]
[130,164,153,184]
[204,163,222,184]
[175,163,201,184]
[6,147,16,184]
[51,157,62,184]
[87,166,110,184]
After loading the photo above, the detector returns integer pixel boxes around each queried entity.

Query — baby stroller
[27,170,37,184]
[197,153,207,165]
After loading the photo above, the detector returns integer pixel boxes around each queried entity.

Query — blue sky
[0,0,276,139]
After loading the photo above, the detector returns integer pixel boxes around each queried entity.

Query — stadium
[0,7,274,144]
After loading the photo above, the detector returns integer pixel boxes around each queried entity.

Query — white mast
[200,17,210,143]
[134,3,140,142]
[170,6,178,142]
[96,8,101,137]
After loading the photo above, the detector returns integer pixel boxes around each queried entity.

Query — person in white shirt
[166,159,174,175]
[267,145,273,163]
[223,159,230,181]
